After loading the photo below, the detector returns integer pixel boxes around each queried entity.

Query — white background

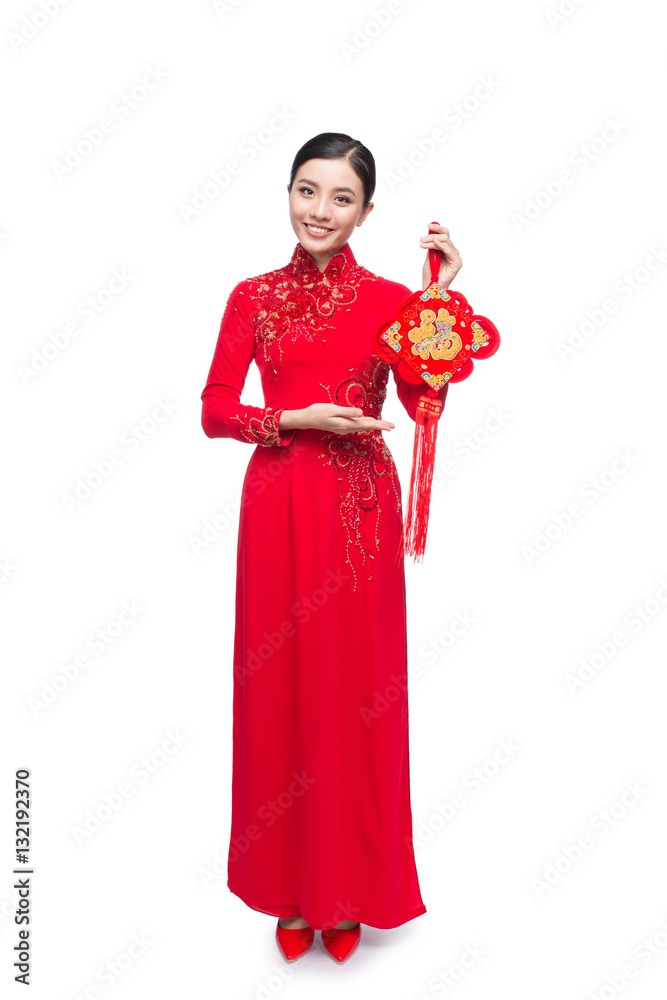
[2,0,666,997]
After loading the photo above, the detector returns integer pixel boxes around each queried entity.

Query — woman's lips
[304,223,333,238]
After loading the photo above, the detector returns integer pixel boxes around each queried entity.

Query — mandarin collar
[289,240,358,283]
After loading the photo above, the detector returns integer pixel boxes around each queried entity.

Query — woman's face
[287,157,374,261]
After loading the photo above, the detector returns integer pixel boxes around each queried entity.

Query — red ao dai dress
[200,239,449,929]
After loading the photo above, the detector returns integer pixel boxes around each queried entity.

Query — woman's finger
[427,237,461,258]
[421,235,454,248]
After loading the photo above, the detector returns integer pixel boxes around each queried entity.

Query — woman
[200,132,461,964]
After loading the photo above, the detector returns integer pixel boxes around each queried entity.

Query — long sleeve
[391,366,449,421]
[201,281,296,447]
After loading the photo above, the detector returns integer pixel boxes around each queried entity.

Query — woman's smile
[303,222,333,237]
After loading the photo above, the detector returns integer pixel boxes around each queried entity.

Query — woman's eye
[297,186,350,204]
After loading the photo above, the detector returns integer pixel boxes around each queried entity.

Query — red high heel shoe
[321,922,361,964]
[275,919,315,962]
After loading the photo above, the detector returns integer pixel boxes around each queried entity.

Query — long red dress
[201,239,449,930]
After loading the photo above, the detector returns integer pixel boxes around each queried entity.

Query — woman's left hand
[421,223,462,290]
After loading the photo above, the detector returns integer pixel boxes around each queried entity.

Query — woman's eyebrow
[296,177,356,194]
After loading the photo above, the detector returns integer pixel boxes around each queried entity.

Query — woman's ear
[357,202,374,226]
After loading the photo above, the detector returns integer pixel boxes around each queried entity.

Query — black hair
[287,132,376,209]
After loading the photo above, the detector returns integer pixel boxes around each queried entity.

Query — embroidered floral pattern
[231,406,289,447]
[317,358,402,591]
[246,243,379,380]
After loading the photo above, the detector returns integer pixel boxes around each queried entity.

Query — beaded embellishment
[230,406,287,447]
[246,243,378,380]
[317,357,402,591]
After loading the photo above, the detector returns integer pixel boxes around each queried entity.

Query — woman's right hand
[301,403,395,435]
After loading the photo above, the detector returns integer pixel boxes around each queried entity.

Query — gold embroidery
[246,243,379,380]
[231,406,288,447]
[317,358,402,591]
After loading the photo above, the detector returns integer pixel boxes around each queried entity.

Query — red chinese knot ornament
[371,221,501,562]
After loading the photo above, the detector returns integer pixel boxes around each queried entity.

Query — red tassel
[395,393,443,563]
